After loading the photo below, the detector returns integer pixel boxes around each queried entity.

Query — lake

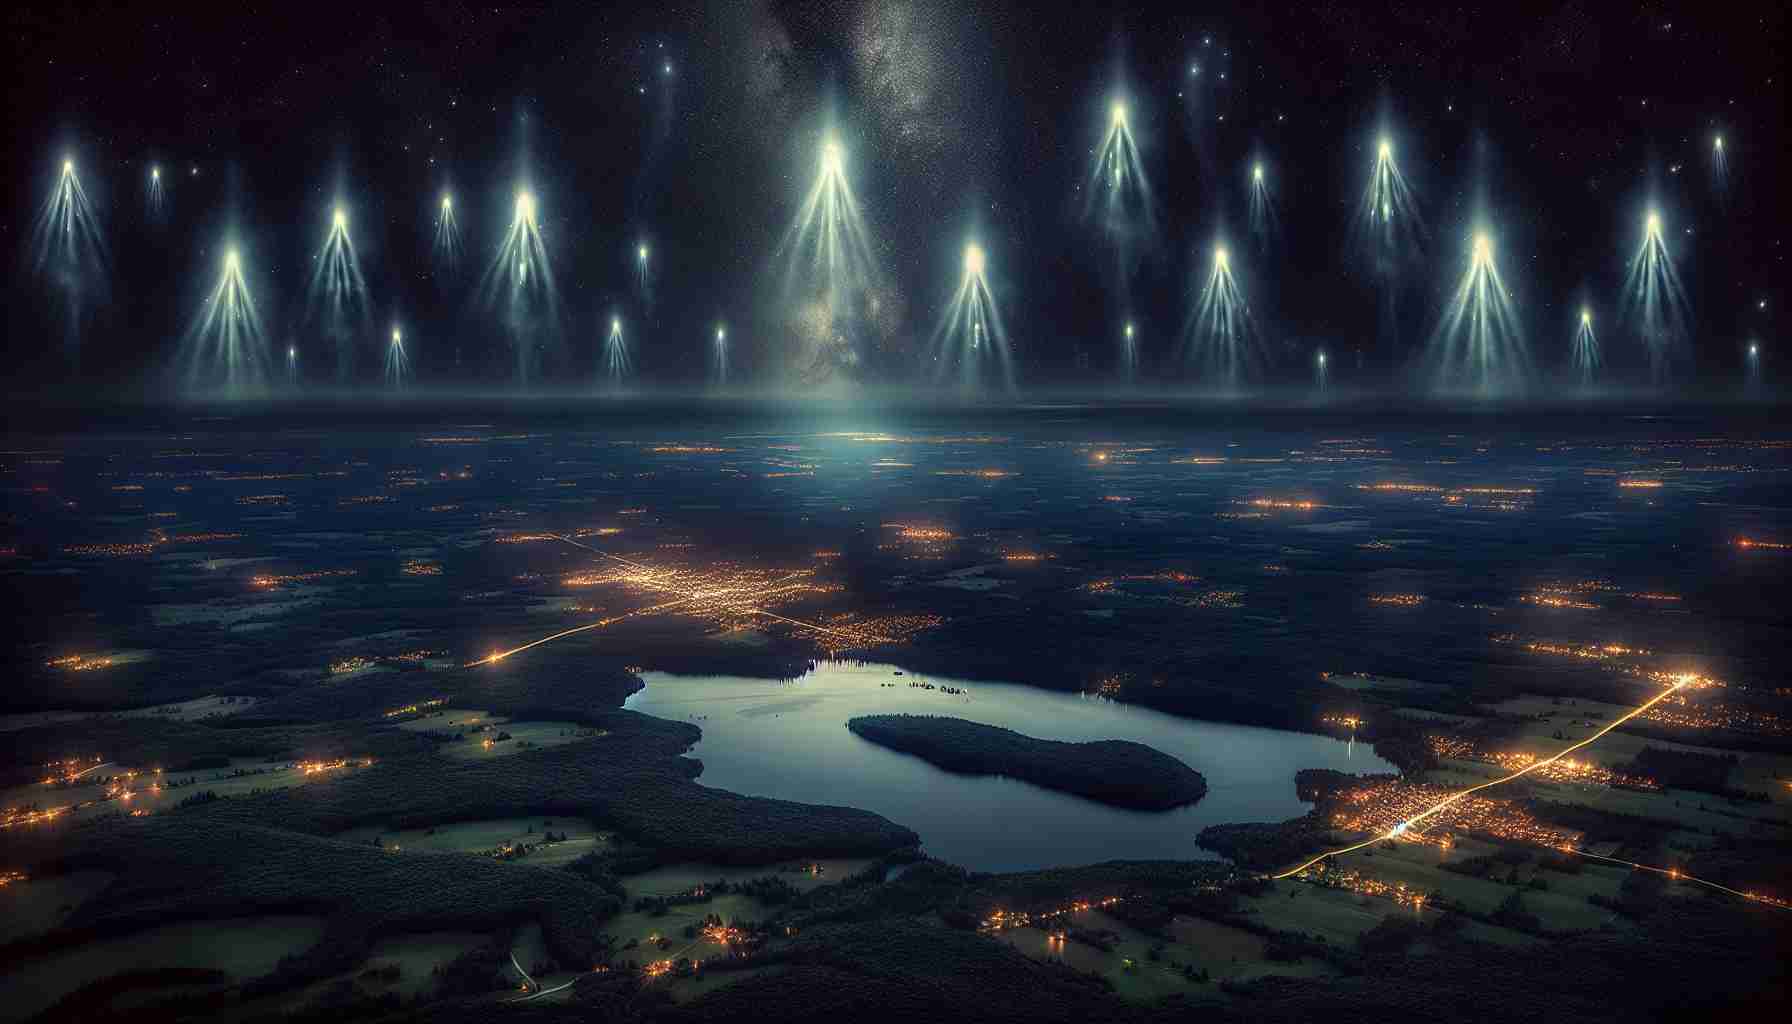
[626,660,1391,872]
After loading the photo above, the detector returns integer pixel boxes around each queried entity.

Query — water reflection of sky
[627,661,1391,872]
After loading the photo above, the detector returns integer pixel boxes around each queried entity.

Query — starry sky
[4,0,1785,394]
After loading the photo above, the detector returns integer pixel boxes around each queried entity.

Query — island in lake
[846,714,1208,810]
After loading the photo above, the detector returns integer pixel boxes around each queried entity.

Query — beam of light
[601,314,631,386]
[1619,207,1690,387]
[30,154,110,363]
[1571,307,1600,387]
[1745,341,1762,395]
[636,241,652,305]
[433,192,461,276]
[1248,160,1277,248]
[712,324,729,386]
[1423,229,1530,397]
[304,202,372,383]
[1351,136,1424,254]
[930,241,1015,393]
[1711,134,1728,198]
[465,533,894,668]
[1315,349,1329,392]
[1120,321,1137,382]
[1180,241,1261,391]
[773,134,885,381]
[147,165,166,220]
[1082,94,1154,294]
[475,187,560,386]
[384,326,411,390]
[178,246,271,397]
[286,344,299,389]
[1274,678,1690,880]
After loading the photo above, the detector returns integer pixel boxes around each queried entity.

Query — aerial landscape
[2,2,1789,1022]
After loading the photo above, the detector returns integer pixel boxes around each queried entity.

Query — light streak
[600,314,632,385]
[1620,207,1690,386]
[306,203,372,382]
[1561,848,1785,910]
[180,245,270,396]
[1426,229,1529,396]
[1182,241,1259,390]
[1119,321,1137,382]
[775,134,884,381]
[433,192,461,275]
[384,326,411,390]
[712,324,728,385]
[148,164,165,219]
[1086,94,1154,258]
[931,240,1015,393]
[476,186,560,385]
[1273,678,1688,880]
[1248,158,1276,247]
[31,153,110,361]
[1571,307,1600,386]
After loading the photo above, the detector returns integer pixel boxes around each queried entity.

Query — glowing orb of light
[151,166,160,181]
[332,207,347,230]
[611,316,621,333]
[1472,232,1492,266]
[1581,309,1591,325]
[1214,245,1229,270]
[716,326,726,341]
[1391,820,1409,837]
[288,346,296,358]
[821,139,844,177]
[392,329,402,345]
[442,193,452,211]
[1317,351,1327,366]
[1749,342,1759,357]
[1111,101,1127,126]
[1714,135,1724,151]
[1377,138,1391,160]
[515,190,536,224]
[1645,210,1662,238]
[1124,322,1134,339]
[225,248,240,271]
[638,243,648,262]
[62,158,73,175]
[963,242,986,279]
[1253,163,1264,182]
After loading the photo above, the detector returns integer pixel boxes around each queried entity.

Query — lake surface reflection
[626,661,1392,872]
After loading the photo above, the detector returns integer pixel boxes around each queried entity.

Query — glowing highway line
[1272,678,1689,880]
[1561,847,1782,909]
[465,533,892,667]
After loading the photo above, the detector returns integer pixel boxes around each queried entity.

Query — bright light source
[1750,342,1759,357]
[442,193,452,210]
[332,208,346,230]
[638,243,648,261]
[392,329,402,345]
[611,316,621,333]
[1124,322,1134,339]
[1214,245,1229,270]
[515,191,536,224]
[152,166,160,181]
[964,242,986,279]
[1714,135,1724,151]
[1646,210,1661,237]
[1377,139,1391,160]
[1581,309,1591,324]
[1111,101,1127,126]
[1472,232,1492,265]
[62,158,73,175]
[1253,163,1263,182]
[716,326,726,341]
[288,346,296,358]
[1318,351,1327,365]
[225,249,240,271]
[821,139,843,176]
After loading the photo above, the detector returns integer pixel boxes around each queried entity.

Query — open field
[335,817,610,867]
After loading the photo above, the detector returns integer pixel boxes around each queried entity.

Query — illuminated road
[1561,847,1787,910]
[1273,678,1689,880]
[465,532,893,667]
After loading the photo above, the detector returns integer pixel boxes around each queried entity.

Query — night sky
[4,1,1785,394]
